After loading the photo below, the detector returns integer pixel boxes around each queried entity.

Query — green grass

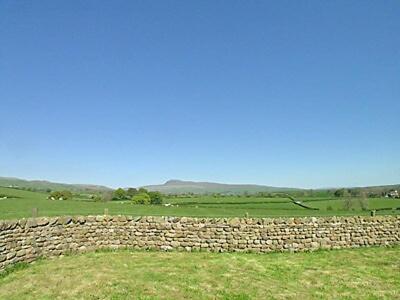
[0,247,399,299]
[0,187,399,220]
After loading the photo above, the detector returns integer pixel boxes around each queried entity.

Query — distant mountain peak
[143,179,299,194]
[164,179,185,185]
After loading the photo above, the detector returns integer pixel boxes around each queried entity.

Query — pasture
[0,247,399,299]
[0,187,399,220]
[1,187,399,300]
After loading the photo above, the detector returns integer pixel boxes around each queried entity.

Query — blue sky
[1,1,399,188]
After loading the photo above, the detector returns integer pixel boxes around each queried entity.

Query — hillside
[143,179,300,194]
[143,180,400,195]
[348,184,400,193]
[1,176,398,196]
[0,176,112,193]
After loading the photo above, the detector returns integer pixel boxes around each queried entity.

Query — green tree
[127,188,138,197]
[48,190,73,200]
[350,189,361,197]
[334,189,349,197]
[113,188,127,200]
[148,191,163,205]
[367,192,379,198]
[131,193,151,205]
[334,189,343,197]
[138,187,148,194]
[62,190,73,200]
[92,194,103,202]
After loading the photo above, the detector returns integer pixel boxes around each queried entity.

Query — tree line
[47,187,163,205]
[112,187,163,205]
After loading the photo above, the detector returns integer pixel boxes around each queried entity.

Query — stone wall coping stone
[0,214,399,229]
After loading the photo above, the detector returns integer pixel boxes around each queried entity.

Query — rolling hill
[0,176,112,193]
[1,176,398,196]
[143,179,300,194]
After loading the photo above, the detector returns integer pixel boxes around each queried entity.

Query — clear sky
[1,1,399,189]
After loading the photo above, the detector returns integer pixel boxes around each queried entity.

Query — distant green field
[0,247,399,299]
[0,187,399,220]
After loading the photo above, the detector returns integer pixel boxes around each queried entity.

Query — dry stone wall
[1,215,399,271]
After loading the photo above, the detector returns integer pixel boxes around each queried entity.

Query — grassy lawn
[0,247,399,299]
[1,187,400,220]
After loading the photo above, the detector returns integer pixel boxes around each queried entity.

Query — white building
[385,190,399,198]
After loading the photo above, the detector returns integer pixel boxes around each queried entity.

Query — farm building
[385,190,399,198]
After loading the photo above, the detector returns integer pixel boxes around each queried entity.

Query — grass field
[0,247,399,299]
[1,187,399,299]
[1,187,400,220]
